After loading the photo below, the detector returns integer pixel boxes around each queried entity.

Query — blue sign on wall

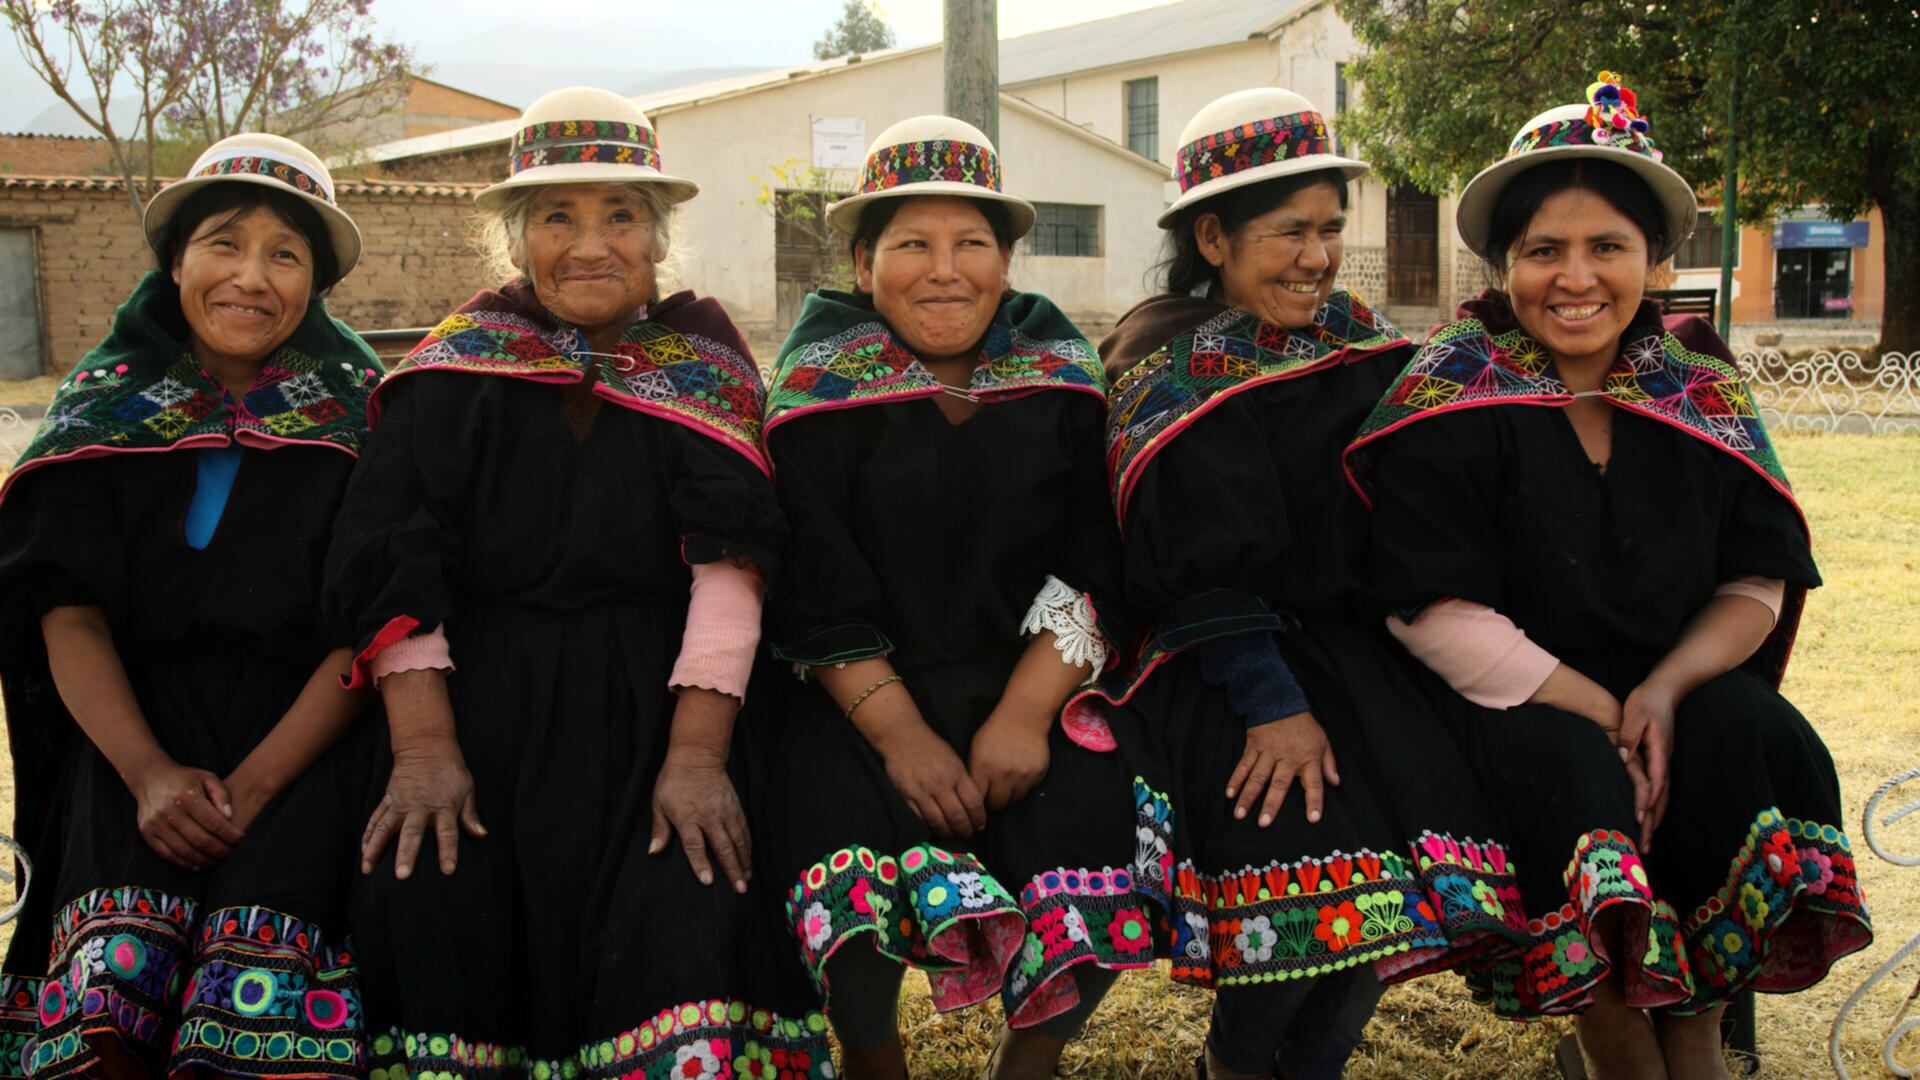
[1772,220,1871,249]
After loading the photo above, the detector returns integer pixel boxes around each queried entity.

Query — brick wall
[0,135,115,177]
[403,81,519,138]
[364,144,502,184]
[0,177,491,376]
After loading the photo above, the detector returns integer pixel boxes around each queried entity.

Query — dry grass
[0,432,1914,1078]
[0,374,62,409]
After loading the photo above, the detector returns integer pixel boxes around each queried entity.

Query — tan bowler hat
[143,132,362,277]
[824,115,1035,239]
[476,86,698,211]
[1455,71,1697,262]
[1158,87,1369,228]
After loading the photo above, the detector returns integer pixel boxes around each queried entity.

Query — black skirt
[760,386,1150,1030]
[0,446,364,1080]
[324,373,832,1078]
[1366,402,1872,1016]
[1085,347,1531,994]
[1087,617,1527,991]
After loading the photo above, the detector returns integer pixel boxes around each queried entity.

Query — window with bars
[1125,77,1159,160]
[1672,218,1739,270]
[1023,203,1101,257]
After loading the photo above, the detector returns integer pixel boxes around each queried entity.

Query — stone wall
[1340,244,1387,302]
[0,176,491,375]
[1452,247,1496,311]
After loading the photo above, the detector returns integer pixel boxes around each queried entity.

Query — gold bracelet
[846,674,903,719]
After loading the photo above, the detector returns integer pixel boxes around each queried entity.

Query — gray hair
[473,180,683,290]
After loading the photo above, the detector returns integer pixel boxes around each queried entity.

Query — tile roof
[999,0,1314,85]
[0,175,488,197]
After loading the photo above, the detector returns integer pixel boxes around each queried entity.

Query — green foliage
[1727,1,1920,221]
[1337,0,1919,226]
[749,157,855,285]
[813,0,897,61]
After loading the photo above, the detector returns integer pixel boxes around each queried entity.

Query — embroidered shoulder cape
[1343,289,1806,686]
[1054,289,1405,748]
[384,281,769,473]
[2,271,383,506]
[761,289,1104,439]
[1106,288,1405,520]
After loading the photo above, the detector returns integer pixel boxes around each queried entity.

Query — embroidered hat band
[1175,110,1332,194]
[1156,88,1368,229]
[508,119,662,176]
[858,138,1003,195]
[191,147,337,204]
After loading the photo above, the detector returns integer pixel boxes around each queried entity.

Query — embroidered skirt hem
[364,1000,836,1080]
[787,843,1024,1013]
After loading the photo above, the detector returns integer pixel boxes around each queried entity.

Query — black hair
[847,195,1017,294]
[155,182,342,293]
[1157,168,1349,297]
[1483,158,1666,273]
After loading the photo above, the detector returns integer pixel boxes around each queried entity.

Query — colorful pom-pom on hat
[1456,70,1697,262]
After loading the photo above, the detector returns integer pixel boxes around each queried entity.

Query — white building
[349,0,1467,339]
[999,0,1473,326]
[350,45,1167,340]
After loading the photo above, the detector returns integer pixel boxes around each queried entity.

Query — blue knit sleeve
[1189,632,1311,727]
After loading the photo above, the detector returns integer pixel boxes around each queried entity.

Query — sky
[2,0,1174,132]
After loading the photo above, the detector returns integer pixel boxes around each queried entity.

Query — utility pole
[944,0,999,145]
[1717,1,1742,340]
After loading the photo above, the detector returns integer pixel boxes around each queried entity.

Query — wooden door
[774,190,844,335]
[1388,186,1438,306]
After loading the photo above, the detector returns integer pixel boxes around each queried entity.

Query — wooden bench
[357,327,434,361]
[1647,288,1717,322]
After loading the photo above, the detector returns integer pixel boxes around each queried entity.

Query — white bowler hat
[144,132,362,277]
[1456,71,1697,262]
[1158,87,1369,228]
[824,115,1035,239]
[476,86,698,211]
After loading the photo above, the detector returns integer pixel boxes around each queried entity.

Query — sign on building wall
[1772,220,1870,249]
[811,116,866,170]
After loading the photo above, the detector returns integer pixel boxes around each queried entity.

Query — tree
[4,0,417,223]
[813,0,896,61]
[1337,0,1920,353]
[750,156,855,294]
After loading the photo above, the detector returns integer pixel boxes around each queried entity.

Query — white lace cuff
[1020,575,1111,671]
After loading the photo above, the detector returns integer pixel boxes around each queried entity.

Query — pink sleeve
[1386,598,1561,710]
[1714,575,1785,626]
[369,624,454,685]
[669,561,766,702]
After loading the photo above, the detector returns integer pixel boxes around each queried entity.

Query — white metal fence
[0,406,25,465]
[1735,349,1920,435]
[1829,767,1920,1079]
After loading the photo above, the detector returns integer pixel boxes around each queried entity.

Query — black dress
[323,286,834,1079]
[1080,292,1529,995]
[1351,293,1873,1017]
[759,290,1154,1029]
[0,272,380,1080]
